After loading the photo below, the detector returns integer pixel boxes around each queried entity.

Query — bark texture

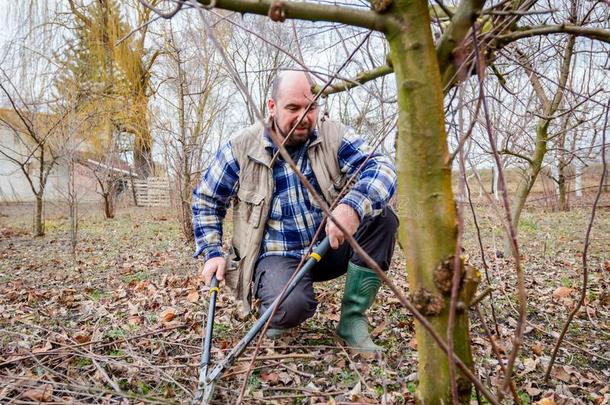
[388,0,478,401]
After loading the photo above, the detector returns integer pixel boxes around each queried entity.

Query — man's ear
[267,98,276,116]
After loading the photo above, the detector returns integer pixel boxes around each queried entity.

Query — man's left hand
[326,204,360,249]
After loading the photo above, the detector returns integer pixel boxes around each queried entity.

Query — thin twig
[471,24,526,399]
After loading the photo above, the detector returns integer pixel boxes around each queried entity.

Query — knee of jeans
[270,293,317,329]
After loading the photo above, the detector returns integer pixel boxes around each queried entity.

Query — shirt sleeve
[192,140,240,260]
[337,128,397,220]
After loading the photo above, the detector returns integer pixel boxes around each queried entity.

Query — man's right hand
[201,256,226,286]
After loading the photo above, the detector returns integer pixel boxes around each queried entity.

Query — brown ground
[0,192,608,404]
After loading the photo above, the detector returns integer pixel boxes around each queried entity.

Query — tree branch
[312,61,393,96]
[514,48,549,107]
[437,0,486,84]
[195,0,394,32]
[500,148,534,165]
[498,24,610,44]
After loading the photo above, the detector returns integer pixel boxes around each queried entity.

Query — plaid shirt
[192,127,396,261]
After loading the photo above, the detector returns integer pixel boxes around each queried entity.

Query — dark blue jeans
[253,206,398,329]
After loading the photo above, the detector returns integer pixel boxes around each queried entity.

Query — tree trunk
[134,123,153,178]
[68,159,78,255]
[176,49,194,242]
[506,33,574,252]
[103,188,115,219]
[34,194,45,237]
[506,125,545,254]
[388,1,478,402]
[575,162,582,197]
[558,164,569,211]
[181,169,194,242]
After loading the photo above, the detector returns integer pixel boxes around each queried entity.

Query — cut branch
[313,62,393,96]
[196,0,394,32]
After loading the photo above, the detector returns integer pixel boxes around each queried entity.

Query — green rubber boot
[336,262,383,352]
[265,328,288,339]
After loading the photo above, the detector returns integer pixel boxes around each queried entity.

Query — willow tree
[147,0,609,402]
[57,0,160,177]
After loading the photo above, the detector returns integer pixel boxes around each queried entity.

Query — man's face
[268,73,319,146]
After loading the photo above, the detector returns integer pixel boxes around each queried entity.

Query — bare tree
[142,0,610,402]
[154,17,230,241]
[0,72,71,236]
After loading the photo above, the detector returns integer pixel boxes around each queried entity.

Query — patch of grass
[108,349,125,357]
[519,218,538,232]
[121,272,147,283]
[337,369,358,387]
[72,357,93,368]
[105,328,125,339]
[560,275,572,287]
[88,289,110,301]
[134,380,152,394]
[247,371,261,390]
[518,390,531,404]
[212,322,231,339]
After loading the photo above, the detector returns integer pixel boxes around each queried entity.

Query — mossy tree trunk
[388,0,478,402]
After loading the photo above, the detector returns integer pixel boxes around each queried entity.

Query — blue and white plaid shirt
[192,126,396,261]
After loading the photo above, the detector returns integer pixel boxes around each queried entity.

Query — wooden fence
[132,177,171,207]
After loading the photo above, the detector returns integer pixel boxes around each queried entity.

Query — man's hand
[201,256,227,286]
[326,204,361,249]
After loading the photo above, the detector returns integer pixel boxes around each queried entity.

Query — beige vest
[225,118,346,316]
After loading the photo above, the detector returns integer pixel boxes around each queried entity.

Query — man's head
[268,70,319,146]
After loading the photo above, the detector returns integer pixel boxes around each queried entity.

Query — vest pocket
[237,188,265,228]
[224,246,242,291]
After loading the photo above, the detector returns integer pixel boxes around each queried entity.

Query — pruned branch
[195,0,394,32]
[312,62,393,96]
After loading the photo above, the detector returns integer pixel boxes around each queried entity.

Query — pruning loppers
[192,237,331,404]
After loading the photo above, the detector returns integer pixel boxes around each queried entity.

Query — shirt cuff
[340,190,373,221]
[193,245,224,261]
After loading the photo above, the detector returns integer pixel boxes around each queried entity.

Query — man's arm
[337,128,397,220]
[192,141,240,281]
[325,128,397,248]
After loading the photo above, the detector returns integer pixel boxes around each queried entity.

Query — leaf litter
[0,204,608,404]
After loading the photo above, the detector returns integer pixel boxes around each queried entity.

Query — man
[192,70,397,351]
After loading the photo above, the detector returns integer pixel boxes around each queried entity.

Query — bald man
[192,70,397,351]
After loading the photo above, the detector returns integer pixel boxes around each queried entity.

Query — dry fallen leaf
[261,372,280,385]
[159,307,176,322]
[522,357,538,374]
[349,380,362,401]
[23,384,53,401]
[533,396,555,405]
[408,337,418,350]
[186,290,199,303]
[552,287,573,300]
[32,341,53,354]
[532,341,544,356]
[73,331,90,344]
[551,365,572,383]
